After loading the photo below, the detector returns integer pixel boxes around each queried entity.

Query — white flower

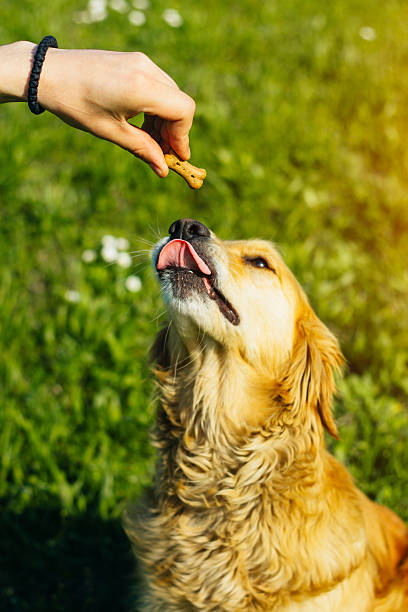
[129,9,146,25]
[88,0,107,9]
[101,245,118,263]
[303,187,319,208]
[82,249,97,263]
[101,234,117,247]
[65,290,81,303]
[125,275,142,292]
[116,237,130,250]
[117,252,132,268]
[110,0,129,12]
[162,8,183,28]
[132,0,149,8]
[73,11,93,23]
[359,26,376,41]
[73,0,107,23]
[87,0,108,20]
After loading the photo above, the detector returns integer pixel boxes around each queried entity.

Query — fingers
[98,119,169,177]
[135,77,195,160]
[143,113,192,160]
[160,89,195,160]
[166,118,192,160]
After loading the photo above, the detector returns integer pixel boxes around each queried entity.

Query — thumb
[99,120,169,177]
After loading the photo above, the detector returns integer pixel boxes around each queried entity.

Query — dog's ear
[282,312,344,438]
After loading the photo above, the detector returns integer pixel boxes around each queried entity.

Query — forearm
[0,41,36,103]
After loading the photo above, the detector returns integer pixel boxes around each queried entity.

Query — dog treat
[164,150,207,189]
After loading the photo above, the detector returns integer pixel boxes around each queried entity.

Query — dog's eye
[251,258,268,268]
[244,256,275,272]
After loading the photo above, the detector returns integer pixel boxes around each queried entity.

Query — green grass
[1,0,408,609]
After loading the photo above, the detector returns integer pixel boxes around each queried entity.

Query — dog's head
[152,219,343,437]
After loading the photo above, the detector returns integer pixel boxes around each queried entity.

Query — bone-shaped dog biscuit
[164,150,207,189]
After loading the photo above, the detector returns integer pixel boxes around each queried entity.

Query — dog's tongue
[156,239,211,275]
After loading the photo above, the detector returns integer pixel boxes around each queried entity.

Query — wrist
[0,41,37,103]
[36,47,67,114]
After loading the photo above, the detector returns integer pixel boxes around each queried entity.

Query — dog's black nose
[168,219,210,241]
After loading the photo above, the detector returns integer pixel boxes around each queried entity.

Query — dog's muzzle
[155,219,240,326]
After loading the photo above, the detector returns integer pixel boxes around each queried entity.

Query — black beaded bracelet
[27,35,59,115]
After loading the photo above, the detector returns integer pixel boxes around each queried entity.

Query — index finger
[139,79,195,160]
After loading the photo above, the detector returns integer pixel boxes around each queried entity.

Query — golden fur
[125,228,408,611]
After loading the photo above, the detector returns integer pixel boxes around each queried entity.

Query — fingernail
[149,163,166,177]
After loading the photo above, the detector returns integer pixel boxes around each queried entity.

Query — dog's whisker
[130,260,150,271]
[130,249,152,256]
[148,223,163,241]
[130,258,149,265]
[127,267,147,278]
[150,310,167,324]
[173,350,181,384]
[175,339,207,372]
[163,320,172,352]
[129,265,149,274]
[133,236,156,248]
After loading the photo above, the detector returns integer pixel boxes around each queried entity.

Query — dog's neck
[155,336,325,507]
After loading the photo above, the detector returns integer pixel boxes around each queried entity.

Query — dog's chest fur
[128,398,370,611]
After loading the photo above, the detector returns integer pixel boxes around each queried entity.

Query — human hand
[36,48,196,176]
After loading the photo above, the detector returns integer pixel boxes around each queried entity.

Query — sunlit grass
[1,0,408,609]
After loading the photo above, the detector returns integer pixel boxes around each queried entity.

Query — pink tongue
[156,239,211,275]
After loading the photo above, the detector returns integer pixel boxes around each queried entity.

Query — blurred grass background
[1,0,408,609]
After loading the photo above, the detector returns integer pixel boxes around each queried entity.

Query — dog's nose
[168,219,210,241]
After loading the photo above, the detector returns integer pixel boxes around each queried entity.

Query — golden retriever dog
[125,218,408,611]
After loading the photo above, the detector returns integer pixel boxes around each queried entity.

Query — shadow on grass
[0,507,140,611]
